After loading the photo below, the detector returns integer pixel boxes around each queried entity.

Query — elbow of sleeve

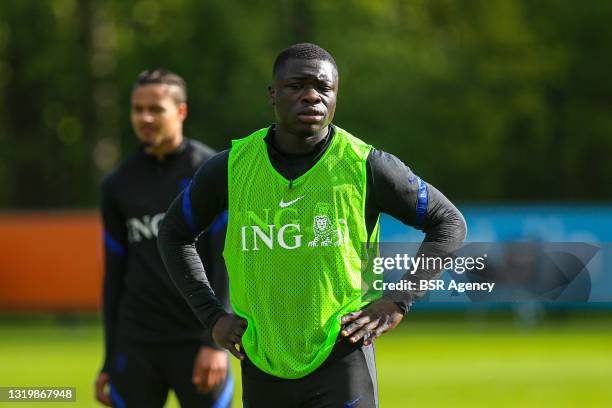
[456,210,468,243]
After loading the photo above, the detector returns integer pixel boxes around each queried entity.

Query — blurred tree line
[0,0,611,209]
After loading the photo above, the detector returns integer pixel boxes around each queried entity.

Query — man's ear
[178,102,188,121]
[268,85,275,106]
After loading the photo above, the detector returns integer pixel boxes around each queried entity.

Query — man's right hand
[212,314,247,360]
[94,372,112,406]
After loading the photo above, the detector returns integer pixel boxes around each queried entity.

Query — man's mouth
[297,110,325,123]
[140,127,156,136]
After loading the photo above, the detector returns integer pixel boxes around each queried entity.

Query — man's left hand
[341,297,404,346]
[192,346,228,393]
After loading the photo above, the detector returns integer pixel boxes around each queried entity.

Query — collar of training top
[265,124,335,159]
[140,138,189,161]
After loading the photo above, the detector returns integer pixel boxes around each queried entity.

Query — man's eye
[287,84,302,90]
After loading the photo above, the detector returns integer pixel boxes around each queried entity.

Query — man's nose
[140,111,154,123]
[301,86,321,104]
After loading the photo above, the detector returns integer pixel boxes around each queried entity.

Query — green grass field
[1,314,611,407]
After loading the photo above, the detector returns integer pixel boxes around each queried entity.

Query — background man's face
[130,84,186,148]
[270,58,338,137]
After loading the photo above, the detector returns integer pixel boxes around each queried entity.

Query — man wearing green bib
[159,43,466,407]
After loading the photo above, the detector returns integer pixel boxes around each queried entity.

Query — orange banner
[0,211,103,311]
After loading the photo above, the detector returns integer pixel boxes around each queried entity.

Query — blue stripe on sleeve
[182,180,199,236]
[109,383,126,408]
[210,210,228,236]
[415,176,429,226]
[212,373,234,408]
[104,231,125,257]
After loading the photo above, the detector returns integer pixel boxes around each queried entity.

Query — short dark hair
[132,69,187,103]
[272,43,338,78]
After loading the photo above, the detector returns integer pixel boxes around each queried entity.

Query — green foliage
[0,0,610,208]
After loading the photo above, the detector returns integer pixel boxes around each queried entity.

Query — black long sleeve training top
[100,138,229,373]
[158,125,467,337]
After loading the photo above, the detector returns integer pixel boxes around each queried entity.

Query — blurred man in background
[158,43,466,407]
[95,69,232,407]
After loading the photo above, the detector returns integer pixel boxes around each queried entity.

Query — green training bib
[224,126,380,378]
